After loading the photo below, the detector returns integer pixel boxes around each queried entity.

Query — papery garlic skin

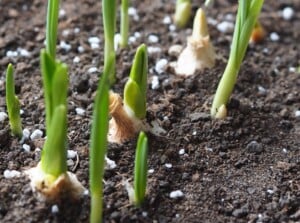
[26,162,85,202]
[175,8,215,76]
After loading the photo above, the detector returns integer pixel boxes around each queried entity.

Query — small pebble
[246,141,263,154]
[294,110,300,118]
[3,169,21,179]
[59,41,71,51]
[192,131,197,136]
[88,67,98,73]
[282,148,288,153]
[148,46,162,55]
[62,29,70,37]
[165,163,172,168]
[148,34,159,43]
[282,7,294,21]
[179,149,185,155]
[258,85,267,95]
[18,48,30,57]
[74,27,80,33]
[169,24,176,32]
[148,169,154,174]
[84,189,89,196]
[170,190,184,199]
[75,107,85,116]
[30,129,43,140]
[151,76,159,90]
[270,32,280,42]
[67,159,74,166]
[105,156,117,169]
[267,189,274,194]
[67,150,77,159]
[6,50,18,58]
[163,16,172,24]
[73,56,80,63]
[155,58,168,74]
[22,144,30,152]
[88,36,100,44]
[128,36,137,44]
[289,67,296,73]
[134,32,141,38]
[22,128,30,139]
[217,21,234,33]
[77,46,85,53]
[142,212,148,217]
[51,204,59,214]
[0,112,8,122]
[59,9,66,18]
[128,7,139,21]
[90,42,100,49]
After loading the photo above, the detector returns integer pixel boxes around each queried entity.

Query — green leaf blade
[134,131,148,206]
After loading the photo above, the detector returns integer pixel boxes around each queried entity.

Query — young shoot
[26,50,84,202]
[89,55,112,223]
[211,0,264,118]
[119,0,129,48]
[5,63,22,138]
[103,0,117,84]
[133,131,148,206]
[46,0,60,59]
[124,132,148,206]
[108,44,148,144]
[175,8,215,76]
[174,0,191,28]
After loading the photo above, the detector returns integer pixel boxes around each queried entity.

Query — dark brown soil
[0,0,300,222]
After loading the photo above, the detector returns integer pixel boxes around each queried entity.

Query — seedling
[46,0,60,59]
[175,8,215,76]
[174,0,191,28]
[124,132,149,207]
[89,56,112,223]
[108,44,148,143]
[26,51,84,201]
[119,0,129,48]
[102,0,117,84]
[133,131,148,206]
[211,0,264,118]
[5,63,22,138]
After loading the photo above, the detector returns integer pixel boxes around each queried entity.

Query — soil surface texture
[0,0,299,222]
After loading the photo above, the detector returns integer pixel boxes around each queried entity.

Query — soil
[0,0,300,222]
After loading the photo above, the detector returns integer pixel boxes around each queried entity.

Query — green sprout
[211,0,264,118]
[108,44,148,143]
[174,0,191,28]
[124,44,148,119]
[46,0,60,59]
[89,56,112,223]
[40,50,68,178]
[133,131,148,207]
[5,63,22,138]
[26,50,84,201]
[102,0,117,85]
[119,0,129,48]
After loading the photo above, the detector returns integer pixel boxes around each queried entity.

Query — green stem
[89,56,112,223]
[210,58,238,117]
[90,192,103,223]
[46,0,60,59]
[6,64,22,138]
[134,132,148,206]
[102,0,116,85]
[41,105,67,178]
[120,0,129,48]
